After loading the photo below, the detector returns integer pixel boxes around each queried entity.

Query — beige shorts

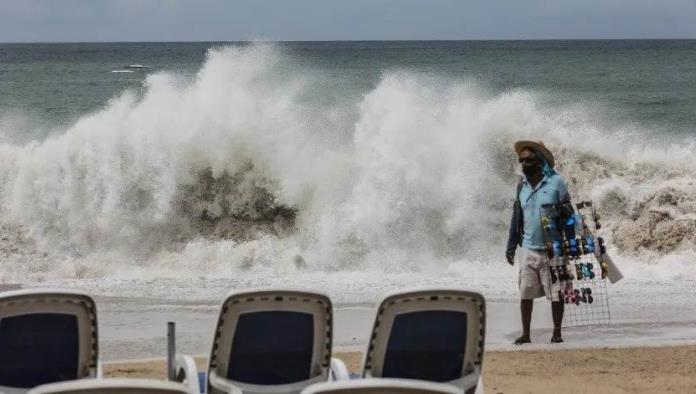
[518,248,563,301]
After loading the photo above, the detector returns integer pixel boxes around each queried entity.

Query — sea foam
[1,43,695,282]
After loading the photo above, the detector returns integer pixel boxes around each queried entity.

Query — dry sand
[104,345,696,393]
[483,345,696,394]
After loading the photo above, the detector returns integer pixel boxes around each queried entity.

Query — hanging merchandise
[539,201,612,327]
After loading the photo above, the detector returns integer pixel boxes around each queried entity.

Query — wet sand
[104,345,696,393]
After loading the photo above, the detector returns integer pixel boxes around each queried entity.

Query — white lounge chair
[26,378,191,394]
[0,289,101,394]
[300,378,460,394]
[362,289,485,394]
[176,289,349,394]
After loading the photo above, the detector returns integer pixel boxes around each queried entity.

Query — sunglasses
[518,157,538,164]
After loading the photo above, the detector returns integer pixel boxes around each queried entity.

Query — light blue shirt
[519,173,570,251]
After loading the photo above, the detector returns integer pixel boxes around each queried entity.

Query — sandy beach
[103,345,696,393]
[5,36,696,394]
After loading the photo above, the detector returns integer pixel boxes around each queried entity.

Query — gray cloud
[1,0,695,42]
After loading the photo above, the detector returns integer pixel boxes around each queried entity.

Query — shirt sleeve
[507,185,522,257]
[557,176,571,202]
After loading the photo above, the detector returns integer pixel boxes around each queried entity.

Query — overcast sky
[1,0,696,42]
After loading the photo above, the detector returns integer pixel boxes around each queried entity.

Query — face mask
[522,164,541,177]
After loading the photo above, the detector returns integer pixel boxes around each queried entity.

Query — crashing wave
[1,43,695,281]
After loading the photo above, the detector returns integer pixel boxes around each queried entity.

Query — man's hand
[506,254,515,266]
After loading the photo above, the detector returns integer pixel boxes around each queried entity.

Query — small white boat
[124,64,150,69]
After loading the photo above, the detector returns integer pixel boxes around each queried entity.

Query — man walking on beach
[506,141,571,344]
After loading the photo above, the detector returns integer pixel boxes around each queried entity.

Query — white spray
[1,44,695,283]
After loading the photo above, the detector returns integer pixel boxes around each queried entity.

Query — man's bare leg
[515,299,533,344]
[551,300,564,343]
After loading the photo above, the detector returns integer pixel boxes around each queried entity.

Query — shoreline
[19,278,696,361]
[104,344,696,393]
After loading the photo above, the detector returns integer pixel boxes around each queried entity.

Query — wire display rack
[562,255,611,327]
[538,201,612,328]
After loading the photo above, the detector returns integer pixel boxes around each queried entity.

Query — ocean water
[4,41,696,135]
[0,40,695,292]
[3,40,696,358]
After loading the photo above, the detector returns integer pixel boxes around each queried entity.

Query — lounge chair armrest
[475,375,484,394]
[460,366,481,393]
[209,370,243,394]
[330,357,350,381]
[175,354,201,394]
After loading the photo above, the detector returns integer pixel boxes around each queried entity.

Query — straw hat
[514,140,555,168]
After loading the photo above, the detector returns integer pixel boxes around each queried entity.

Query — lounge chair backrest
[0,290,98,390]
[207,290,333,394]
[27,378,190,394]
[300,378,460,394]
[363,290,485,387]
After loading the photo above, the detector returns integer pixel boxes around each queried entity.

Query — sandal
[514,335,531,345]
[550,331,564,343]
